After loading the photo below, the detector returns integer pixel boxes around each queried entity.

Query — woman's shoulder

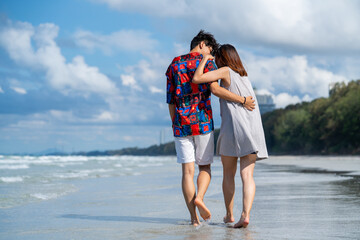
[228,67,239,78]
[229,68,248,79]
[212,66,230,80]
[218,67,231,88]
[218,66,230,73]
[216,66,230,77]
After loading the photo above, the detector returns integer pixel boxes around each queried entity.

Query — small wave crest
[30,193,61,200]
[138,163,164,167]
[53,169,113,179]
[0,176,24,183]
[0,164,29,170]
[30,185,77,201]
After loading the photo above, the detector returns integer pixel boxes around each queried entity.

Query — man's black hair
[190,30,219,55]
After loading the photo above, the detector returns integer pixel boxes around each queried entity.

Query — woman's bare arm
[192,55,229,84]
[210,82,255,111]
[193,54,255,111]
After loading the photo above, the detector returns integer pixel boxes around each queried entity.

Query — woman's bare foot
[223,214,234,223]
[233,216,249,228]
[194,197,211,220]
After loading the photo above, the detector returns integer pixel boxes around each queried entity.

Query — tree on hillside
[262,80,360,154]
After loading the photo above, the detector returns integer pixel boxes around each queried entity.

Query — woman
[192,44,268,228]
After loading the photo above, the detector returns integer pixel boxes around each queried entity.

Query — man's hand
[243,96,255,111]
[168,104,175,122]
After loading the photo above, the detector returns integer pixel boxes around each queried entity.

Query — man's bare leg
[194,164,211,220]
[234,154,256,228]
[221,155,238,223]
[182,162,200,226]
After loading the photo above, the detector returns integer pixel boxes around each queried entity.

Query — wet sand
[1,155,359,239]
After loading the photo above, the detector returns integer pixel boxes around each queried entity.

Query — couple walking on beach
[165,30,268,228]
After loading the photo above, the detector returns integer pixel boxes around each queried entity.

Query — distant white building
[255,90,275,115]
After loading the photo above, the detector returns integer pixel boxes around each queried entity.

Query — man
[165,30,255,226]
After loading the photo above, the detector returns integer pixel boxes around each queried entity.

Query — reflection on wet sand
[1,156,359,239]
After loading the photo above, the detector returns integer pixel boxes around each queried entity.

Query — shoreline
[1,155,360,239]
[259,155,360,176]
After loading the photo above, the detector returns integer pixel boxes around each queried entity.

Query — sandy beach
[1,155,359,239]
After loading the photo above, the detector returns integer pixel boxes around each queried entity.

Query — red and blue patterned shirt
[166,52,217,137]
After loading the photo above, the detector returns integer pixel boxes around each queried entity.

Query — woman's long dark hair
[215,44,248,77]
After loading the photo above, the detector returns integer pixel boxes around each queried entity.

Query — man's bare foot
[191,218,201,226]
[223,214,235,223]
[233,216,249,228]
[194,197,211,220]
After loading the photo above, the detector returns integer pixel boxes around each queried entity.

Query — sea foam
[0,176,24,183]
[0,164,29,170]
[31,193,61,200]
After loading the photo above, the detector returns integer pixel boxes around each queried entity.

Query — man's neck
[190,47,201,54]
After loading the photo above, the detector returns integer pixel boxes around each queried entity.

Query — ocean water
[0,155,166,208]
[0,155,360,239]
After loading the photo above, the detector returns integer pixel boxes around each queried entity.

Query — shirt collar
[189,52,201,57]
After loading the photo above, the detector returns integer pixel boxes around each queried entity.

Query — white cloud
[118,52,169,99]
[302,94,312,102]
[45,109,117,125]
[336,57,360,81]
[94,0,360,53]
[59,55,117,96]
[173,42,188,56]
[96,111,114,121]
[256,89,313,108]
[121,74,136,86]
[149,86,163,94]
[254,88,272,96]
[111,49,171,123]
[49,110,72,119]
[11,87,27,95]
[274,92,301,108]
[122,52,169,86]
[0,21,37,67]
[137,60,159,82]
[92,0,189,17]
[101,51,173,124]
[48,109,115,124]
[121,135,155,142]
[74,29,158,55]
[0,86,4,93]
[0,20,119,98]
[8,119,48,129]
[245,52,348,108]
[121,74,142,91]
[246,54,347,98]
[123,135,133,141]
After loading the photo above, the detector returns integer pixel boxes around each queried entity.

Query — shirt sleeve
[166,65,175,104]
[204,59,218,73]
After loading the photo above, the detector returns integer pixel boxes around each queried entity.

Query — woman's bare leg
[234,154,256,228]
[221,155,238,223]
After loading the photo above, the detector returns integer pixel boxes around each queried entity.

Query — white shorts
[174,132,214,165]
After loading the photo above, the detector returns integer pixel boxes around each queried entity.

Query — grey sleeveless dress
[216,68,268,160]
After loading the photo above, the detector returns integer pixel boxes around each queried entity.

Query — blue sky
[0,0,359,154]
